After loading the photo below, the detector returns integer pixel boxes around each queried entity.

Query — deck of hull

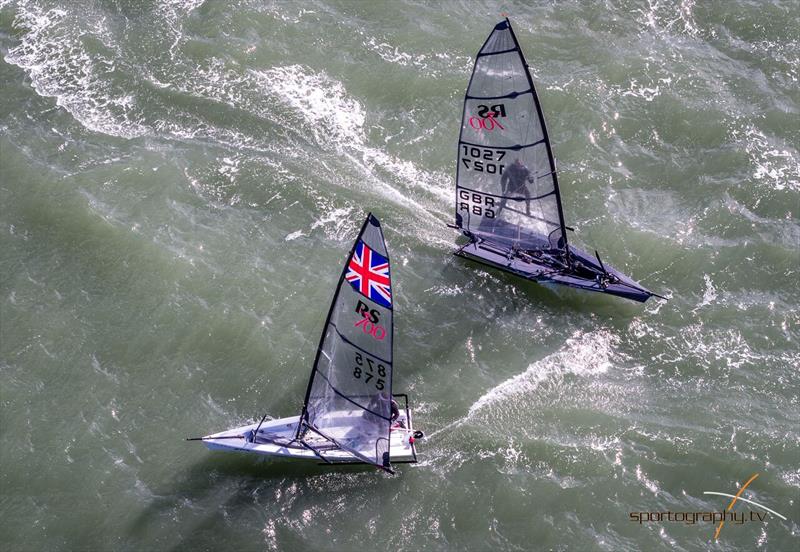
[457,240,653,302]
[202,403,418,465]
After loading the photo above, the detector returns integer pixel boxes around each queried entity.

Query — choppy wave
[426,329,618,445]
[729,123,800,192]
[4,1,455,245]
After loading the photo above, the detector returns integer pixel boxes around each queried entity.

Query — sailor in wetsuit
[368,391,402,426]
[499,158,534,215]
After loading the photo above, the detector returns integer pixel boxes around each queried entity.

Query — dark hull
[456,239,654,303]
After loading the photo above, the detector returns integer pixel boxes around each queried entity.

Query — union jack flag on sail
[345,241,391,308]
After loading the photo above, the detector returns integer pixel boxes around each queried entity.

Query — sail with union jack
[297,213,396,472]
[193,213,421,474]
[345,241,392,308]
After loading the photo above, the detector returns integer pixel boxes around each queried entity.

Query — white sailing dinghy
[190,214,421,473]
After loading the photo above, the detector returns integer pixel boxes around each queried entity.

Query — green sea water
[1,1,798,550]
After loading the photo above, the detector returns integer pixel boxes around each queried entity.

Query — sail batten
[329,322,392,365]
[455,18,568,253]
[476,48,518,57]
[297,213,395,470]
[460,139,545,150]
[466,90,533,100]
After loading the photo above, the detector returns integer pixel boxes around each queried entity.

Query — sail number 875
[461,146,506,174]
[354,352,386,390]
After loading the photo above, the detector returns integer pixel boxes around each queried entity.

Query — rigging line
[514,27,540,240]
[253,413,268,437]
[186,435,244,441]
[298,436,333,464]
[500,204,567,230]
[187,432,300,446]
[251,434,300,447]
[605,277,658,297]
[502,41,523,248]
[306,422,394,474]
[521,48,535,151]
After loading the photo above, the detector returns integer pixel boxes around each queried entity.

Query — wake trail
[425,329,618,441]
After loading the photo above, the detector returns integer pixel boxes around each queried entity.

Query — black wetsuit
[368,394,400,424]
[499,162,532,215]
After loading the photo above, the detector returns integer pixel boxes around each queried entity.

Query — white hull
[203,405,418,465]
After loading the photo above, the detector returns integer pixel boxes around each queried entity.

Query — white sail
[298,213,395,471]
[456,19,568,253]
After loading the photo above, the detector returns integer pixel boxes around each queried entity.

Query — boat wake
[427,329,618,442]
[252,64,453,243]
[3,2,453,249]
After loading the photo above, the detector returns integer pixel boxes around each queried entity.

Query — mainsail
[297,213,395,472]
[455,19,568,254]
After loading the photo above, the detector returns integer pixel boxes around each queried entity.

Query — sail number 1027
[461,146,506,174]
[354,352,386,390]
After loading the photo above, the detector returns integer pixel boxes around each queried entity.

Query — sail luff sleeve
[300,214,395,470]
[455,19,568,253]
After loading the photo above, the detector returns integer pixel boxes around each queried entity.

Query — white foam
[5,1,236,143]
[693,274,717,311]
[251,65,365,147]
[7,6,455,242]
[781,467,800,489]
[257,4,316,24]
[635,0,701,39]
[252,64,453,242]
[154,0,206,59]
[467,329,617,418]
[618,77,669,102]
[310,205,358,241]
[284,230,305,241]
[424,284,465,297]
[360,34,472,77]
[5,4,148,138]
[635,463,661,495]
[730,124,799,192]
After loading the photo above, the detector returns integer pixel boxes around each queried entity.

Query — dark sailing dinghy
[451,19,659,302]
[191,214,421,473]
